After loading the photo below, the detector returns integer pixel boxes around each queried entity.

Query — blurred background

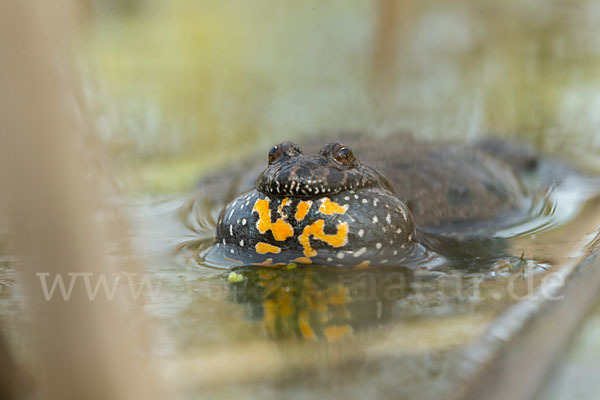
[81,0,600,193]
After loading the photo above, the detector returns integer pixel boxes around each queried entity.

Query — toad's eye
[268,145,281,164]
[333,144,355,165]
[268,142,302,164]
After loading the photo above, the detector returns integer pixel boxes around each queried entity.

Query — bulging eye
[268,145,281,164]
[268,142,302,164]
[333,144,355,165]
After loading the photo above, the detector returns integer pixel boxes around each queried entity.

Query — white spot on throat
[353,247,367,257]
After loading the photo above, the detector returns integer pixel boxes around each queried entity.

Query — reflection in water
[168,171,600,349]
[226,266,414,341]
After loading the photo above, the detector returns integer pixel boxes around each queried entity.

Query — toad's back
[342,136,528,230]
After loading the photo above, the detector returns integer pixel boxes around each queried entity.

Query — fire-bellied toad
[202,135,534,268]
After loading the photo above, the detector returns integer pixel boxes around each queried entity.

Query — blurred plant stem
[0,1,166,399]
[371,0,402,94]
[0,327,19,399]
[370,0,413,107]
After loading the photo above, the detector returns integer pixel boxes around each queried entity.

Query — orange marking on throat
[255,242,282,254]
[295,201,312,221]
[252,258,287,267]
[277,197,290,217]
[353,260,371,270]
[298,219,349,257]
[293,256,312,265]
[319,198,348,215]
[253,198,294,241]
[252,258,274,267]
